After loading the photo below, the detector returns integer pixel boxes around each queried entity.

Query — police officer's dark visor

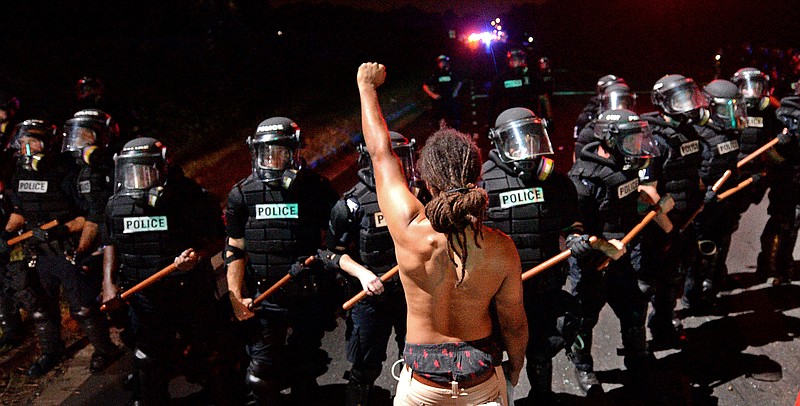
[493,117,553,161]
[617,122,660,158]
[738,77,766,99]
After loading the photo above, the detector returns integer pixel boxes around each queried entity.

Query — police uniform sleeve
[326,197,359,252]
[83,169,111,225]
[554,173,580,230]
[225,182,249,239]
[100,198,115,246]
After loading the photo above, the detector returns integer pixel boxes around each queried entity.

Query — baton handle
[342,265,400,310]
[717,176,756,201]
[598,210,659,270]
[520,237,603,282]
[252,256,316,307]
[7,220,59,246]
[737,137,779,168]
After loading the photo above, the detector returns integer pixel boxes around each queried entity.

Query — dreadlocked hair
[418,128,487,285]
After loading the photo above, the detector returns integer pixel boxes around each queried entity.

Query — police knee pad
[70,306,93,322]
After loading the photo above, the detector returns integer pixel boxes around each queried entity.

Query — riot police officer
[422,55,463,129]
[321,131,417,406]
[573,74,626,144]
[574,82,636,159]
[478,107,578,402]
[731,68,787,283]
[0,119,119,377]
[756,96,800,284]
[101,137,234,405]
[566,109,665,394]
[490,49,543,124]
[225,117,339,405]
[638,74,708,347]
[683,80,747,312]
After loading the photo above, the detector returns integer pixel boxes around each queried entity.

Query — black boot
[526,361,554,404]
[345,379,372,406]
[80,315,122,373]
[567,347,601,395]
[27,312,64,377]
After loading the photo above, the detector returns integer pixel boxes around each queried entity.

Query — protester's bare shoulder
[478,226,520,271]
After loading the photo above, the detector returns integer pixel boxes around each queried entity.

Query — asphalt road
[19,94,800,405]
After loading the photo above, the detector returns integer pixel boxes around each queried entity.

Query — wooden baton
[251,255,316,308]
[342,265,400,310]
[7,220,59,246]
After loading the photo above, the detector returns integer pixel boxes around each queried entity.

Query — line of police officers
[0,62,798,406]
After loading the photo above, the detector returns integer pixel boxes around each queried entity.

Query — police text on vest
[499,187,545,209]
[18,180,48,193]
[617,179,639,199]
[123,216,168,234]
[255,203,299,219]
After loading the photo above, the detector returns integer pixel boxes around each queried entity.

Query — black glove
[317,248,342,271]
[703,188,718,206]
[777,130,797,145]
[289,257,312,277]
[565,234,593,259]
[32,224,69,242]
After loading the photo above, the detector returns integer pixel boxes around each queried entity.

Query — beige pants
[394,365,508,406]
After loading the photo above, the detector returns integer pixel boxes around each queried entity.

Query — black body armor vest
[643,114,703,213]
[235,174,327,282]
[570,143,642,239]
[480,153,575,270]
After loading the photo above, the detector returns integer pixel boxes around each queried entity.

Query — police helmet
[601,83,636,111]
[113,137,168,199]
[596,75,626,97]
[731,67,770,110]
[594,109,659,161]
[357,131,417,183]
[490,107,554,178]
[247,117,301,183]
[703,79,747,130]
[9,119,57,154]
[776,96,800,134]
[651,74,709,122]
[507,49,527,68]
[62,109,119,159]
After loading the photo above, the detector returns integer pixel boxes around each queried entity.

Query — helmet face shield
[12,136,45,156]
[710,97,748,129]
[255,144,292,171]
[491,117,553,162]
[61,125,97,153]
[393,142,416,182]
[615,121,660,158]
[738,77,766,100]
[603,91,636,111]
[119,163,161,191]
[668,83,708,114]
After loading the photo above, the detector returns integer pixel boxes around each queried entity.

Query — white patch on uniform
[617,178,639,199]
[679,140,700,156]
[716,140,739,155]
[255,203,298,219]
[18,180,48,193]
[438,76,452,83]
[498,187,545,209]
[123,216,168,234]
[747,116,763,128]
[504,79,523,89]
[79,180,91,194]
[346,198,360,214]
[374,212,387,227]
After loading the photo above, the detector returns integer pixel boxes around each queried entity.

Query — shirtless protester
[357,62,528,406]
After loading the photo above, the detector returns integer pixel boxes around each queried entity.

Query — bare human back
[357,62,527,386]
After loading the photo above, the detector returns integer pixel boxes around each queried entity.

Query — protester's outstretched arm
[357,62,424,235]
